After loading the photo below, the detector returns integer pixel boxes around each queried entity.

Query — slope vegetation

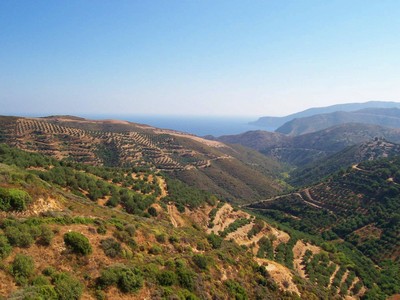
[2,145,396,299]
[217,123,400,167]
[289,138,400,187]
[0,115,286,203]
[249,156,400,265]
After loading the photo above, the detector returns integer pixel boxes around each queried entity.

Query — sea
[81,115,269,137]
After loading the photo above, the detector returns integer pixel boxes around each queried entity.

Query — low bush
[97,265,143,293]
[53,272,84,300]
[0,187,32,211]
[0,234,12,259]
[5,224,34,248]
[157,270,177,286]
[207,233,222,249]
[100,238,122,258]
[11,254,35,286]
[192,254,207,270]
[37,225,54,246]
[225,280,248,300]
[64,232,92,255]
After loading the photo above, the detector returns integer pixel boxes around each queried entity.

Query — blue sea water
[81,115,267,137]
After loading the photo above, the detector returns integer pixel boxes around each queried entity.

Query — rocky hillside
[0,144,373,299]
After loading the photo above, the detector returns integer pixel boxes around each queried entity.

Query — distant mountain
[216,123,400,167]
[250,101,400,130]
[277,107,400,135]
[288,138,400,187]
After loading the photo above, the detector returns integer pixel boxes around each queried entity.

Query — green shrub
[64,232,92,255]
[207,233,222,249]
[42,266,57,277]
[97,268,119,288]
[38,225,54,246]
[149,245,162,255]
[53,272,84,300]
[11,254,35,286]
[156,234,166,243]
[177,268,195,290]
[5,224,34,248]
[100,238,122,258]
[96,225,107,235]
[225,280,248,300]
[168,235,178,243]
[0,234,12,259]
[148,206,157,217]
[10,285,57,300]
[98,265,143,293]
[157,270,177,286]
[118,268,143,293]
[0,188,32,211]
[31,275,51,286]
[192,254,207,270]
[124,224,136,237]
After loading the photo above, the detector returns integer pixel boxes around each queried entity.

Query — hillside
[250,101,400,129]
[1,145,398,299]
[0,147,291,299]
[248,156,400,266]
[288,138,400,187]
[276,107,400,136]
[216,123,400,167]
[0,115,286,203]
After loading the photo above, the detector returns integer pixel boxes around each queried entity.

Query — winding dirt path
[156,175,168,200]
[167,204,184,227]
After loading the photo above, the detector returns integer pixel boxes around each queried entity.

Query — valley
[1,107,400,299]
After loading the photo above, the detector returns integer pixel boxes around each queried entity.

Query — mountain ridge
[250,101,400,130]
[277,107,400,136]
[216,123,400,167]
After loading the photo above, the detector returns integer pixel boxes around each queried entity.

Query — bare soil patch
[255,258,300,296]
[292,240,321,278]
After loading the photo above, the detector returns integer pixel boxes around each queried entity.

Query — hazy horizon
[1,1,400,116]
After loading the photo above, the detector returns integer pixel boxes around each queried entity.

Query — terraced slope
[289,138,400,187]
[0,116,285,203]
[216,123,400,167]
[0,163,292,299]
[1,145,398,299]
[182,202,369,299]
[249,156,400,263]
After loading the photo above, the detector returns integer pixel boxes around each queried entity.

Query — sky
[1,0,400,117]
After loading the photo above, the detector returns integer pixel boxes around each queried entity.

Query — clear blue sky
[1,0,400,117]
